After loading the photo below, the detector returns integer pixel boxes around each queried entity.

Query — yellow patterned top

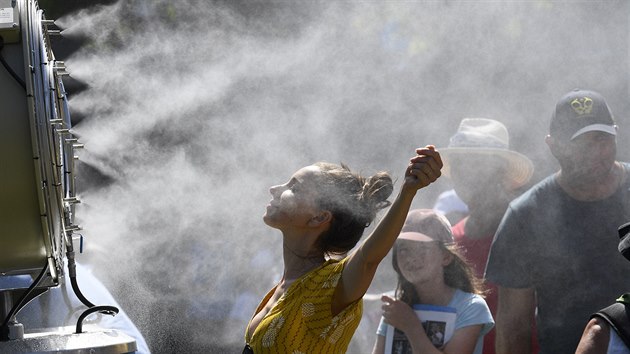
[245,258,362,354]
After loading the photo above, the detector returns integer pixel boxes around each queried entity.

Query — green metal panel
[0,10,47,274]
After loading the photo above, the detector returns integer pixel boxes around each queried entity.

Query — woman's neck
[282,242,325,282]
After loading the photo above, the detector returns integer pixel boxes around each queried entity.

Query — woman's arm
[337,147,442,306]
[332,146,442,314]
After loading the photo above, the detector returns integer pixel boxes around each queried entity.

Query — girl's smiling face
[395,239,446,284]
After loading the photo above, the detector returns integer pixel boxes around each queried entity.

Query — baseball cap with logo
[550,88,617,141]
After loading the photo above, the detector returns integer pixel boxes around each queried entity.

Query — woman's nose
[269,184,282,196]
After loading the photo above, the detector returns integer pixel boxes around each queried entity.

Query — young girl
[372,209,494,354]
[244,146,443,353]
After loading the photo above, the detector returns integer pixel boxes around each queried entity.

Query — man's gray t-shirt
[486,163,630,354]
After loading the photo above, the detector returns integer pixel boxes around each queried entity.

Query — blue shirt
[376,289,494,354]
[609,330,630,354]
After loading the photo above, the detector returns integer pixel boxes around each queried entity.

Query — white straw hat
[440,118,534,189]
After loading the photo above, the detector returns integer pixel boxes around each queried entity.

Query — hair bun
[360,172,393,224]
[313,162,394,255]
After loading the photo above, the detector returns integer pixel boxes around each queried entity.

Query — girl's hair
[392,242,486,305]
[312,162,393,256]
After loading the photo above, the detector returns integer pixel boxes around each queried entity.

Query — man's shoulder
[509,174,558,209]
[494,175,561,237]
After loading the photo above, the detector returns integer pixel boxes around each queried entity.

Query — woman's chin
[262,215,278,228]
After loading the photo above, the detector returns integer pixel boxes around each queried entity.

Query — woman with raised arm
[243,146,442,353]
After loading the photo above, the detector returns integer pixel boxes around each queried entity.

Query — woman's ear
[308,210,332,227]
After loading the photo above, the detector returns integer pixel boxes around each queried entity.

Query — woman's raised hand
[404,145,443,190]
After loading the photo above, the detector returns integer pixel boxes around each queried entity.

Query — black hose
[66,236,120,331]
[75,305,119,334]
[0,264,48,341]
[66,236,96,308]
[0,36,27,90]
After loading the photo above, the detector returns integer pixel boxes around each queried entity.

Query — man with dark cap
[485,89,630,354]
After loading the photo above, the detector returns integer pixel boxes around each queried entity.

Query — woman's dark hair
[313,162,393,256]
[392,242,486,305]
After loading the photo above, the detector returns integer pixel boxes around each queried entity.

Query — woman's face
[263,165,323,231]
[395,240,446,284]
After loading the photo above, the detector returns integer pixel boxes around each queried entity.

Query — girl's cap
[399,209,454,244]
